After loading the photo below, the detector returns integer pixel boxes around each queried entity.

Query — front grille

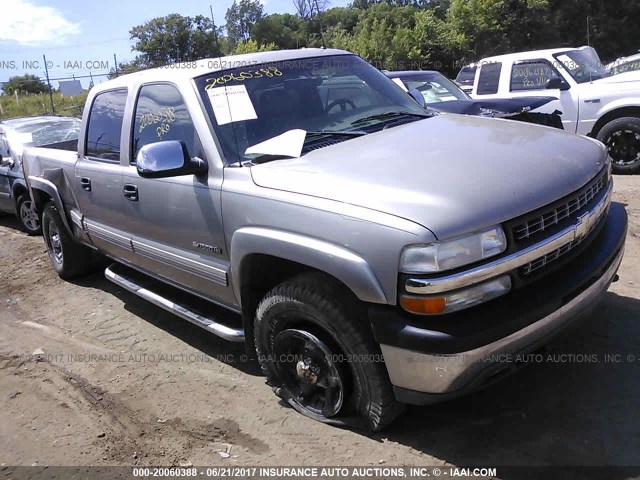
[519,236,586,276]
[512,170,607,242]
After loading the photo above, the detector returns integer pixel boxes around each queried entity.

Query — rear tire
[254,272,403,431]
[596,117,640,174]
[41,202,92,280]
[16,194,41,235]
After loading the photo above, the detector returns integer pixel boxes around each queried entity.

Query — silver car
[0,116,80,234]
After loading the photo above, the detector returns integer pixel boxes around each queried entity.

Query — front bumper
[369,203,627,405]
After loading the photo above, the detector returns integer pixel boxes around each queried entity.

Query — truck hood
[250,114,607,239]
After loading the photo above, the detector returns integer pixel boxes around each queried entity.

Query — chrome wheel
[19,200,40,232]
[272,329,345,418]
[47,221,63,265]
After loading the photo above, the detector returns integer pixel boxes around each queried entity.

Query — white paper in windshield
[391,77,408,91]
[245,129,306,158]
[206,85,257,125]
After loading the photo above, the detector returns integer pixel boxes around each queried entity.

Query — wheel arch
[590,106,640,137]
[27,177,73,234]
[230,227,388,352]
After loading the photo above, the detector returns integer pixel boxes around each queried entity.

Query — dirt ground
[0,177,638,472]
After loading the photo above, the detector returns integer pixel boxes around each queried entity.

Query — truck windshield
[194,54,429,163]
[553,47,611,84]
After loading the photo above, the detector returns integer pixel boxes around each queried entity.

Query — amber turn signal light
[399,296,446,315]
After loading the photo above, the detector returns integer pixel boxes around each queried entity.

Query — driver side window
[132,83,205,164]
[510,61,560,91]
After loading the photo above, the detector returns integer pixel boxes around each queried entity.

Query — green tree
[226,0,265,46]
[326,4,465,72]
[446,0,555,59]
[2,74,48,95]
[231,39,278,54]
[548,0,640,61]
[252,14,307,49]
[129,14,222,67]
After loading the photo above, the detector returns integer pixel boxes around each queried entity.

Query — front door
[506,59,580,133]
[120,82,233,306]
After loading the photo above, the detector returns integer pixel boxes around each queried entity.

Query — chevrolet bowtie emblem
[574,211,593,239]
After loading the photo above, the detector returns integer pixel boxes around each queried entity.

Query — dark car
[0,116,81,234]
[385,70,563,129]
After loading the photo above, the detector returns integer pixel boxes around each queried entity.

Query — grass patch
[0,92,87,120]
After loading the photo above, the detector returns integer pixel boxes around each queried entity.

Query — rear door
[74,88,132,258]
[120,82,233,306]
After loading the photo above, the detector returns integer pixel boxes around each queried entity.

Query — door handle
[123,184,138,201]
[80,177,91,192]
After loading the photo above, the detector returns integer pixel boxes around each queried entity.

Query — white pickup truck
[469,46,640,174]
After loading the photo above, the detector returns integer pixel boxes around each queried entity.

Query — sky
[0,0,349,90]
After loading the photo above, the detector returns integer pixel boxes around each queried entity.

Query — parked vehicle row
[18,48,627,431]
[0,116,81,233]
[385,70,563,129]
[607,51,640,76]
[459,46,640,174]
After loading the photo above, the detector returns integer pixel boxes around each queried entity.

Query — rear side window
[476,62,502,95]
[85,89,127,160]
[510,61,560,91]
[131,83,204,163]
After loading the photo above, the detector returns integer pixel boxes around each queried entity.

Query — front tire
[41,202,92,280]
[16,194,41,235]
[254,272,403,431]
[596,117,640,174]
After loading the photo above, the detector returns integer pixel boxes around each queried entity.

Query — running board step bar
[104,264,244,342]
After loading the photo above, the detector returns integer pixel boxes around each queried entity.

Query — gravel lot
[0,177,638,472]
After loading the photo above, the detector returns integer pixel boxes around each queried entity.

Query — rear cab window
[85,89,128,161]
[476,62,502,95]
[131,83,205,165]
[510,60,561,91]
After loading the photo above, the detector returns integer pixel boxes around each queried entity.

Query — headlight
[400,275,512,315]
[400,226,507,274]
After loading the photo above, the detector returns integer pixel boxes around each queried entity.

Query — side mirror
[0,157,14,168]
[136,141,207,179]
[408,88,427,109]
[546,77,570,91]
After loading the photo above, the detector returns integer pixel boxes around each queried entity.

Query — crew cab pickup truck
[23,48,627,431]
[469,46,640,173]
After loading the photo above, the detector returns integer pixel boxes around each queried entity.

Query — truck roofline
[91,48,353,94]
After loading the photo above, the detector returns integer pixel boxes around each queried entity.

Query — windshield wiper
[351,111,430,126]
[305,130,367,137]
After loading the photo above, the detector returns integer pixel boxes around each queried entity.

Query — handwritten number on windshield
[204,67,283,89]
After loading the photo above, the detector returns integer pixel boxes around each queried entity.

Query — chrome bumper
[381,245,624,395]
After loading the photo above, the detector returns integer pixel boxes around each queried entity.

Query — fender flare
[230,227,388,305]
[27,176,73,233]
